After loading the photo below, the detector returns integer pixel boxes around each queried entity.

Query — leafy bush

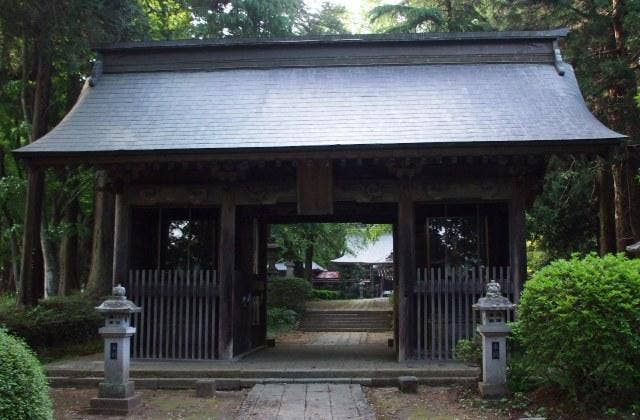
[312,289,343,300]
[518,254,640,406]
[455,336,481,366]
[266,307,299,336]
[267,277,312,313]
[0,293,102,351]
[0,328,52,419]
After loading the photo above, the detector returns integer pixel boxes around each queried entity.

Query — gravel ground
[366,385,510,420]
[51,388,246,420]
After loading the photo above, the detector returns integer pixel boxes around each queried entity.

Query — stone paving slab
[238,383,375,419]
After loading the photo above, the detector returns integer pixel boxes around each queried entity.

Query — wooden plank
[204,270,210,359]
[509,182,526,304]
[396,185,416,361]
[112,192,130,288]
[297,159,334,215]
[218,189,236,360]
[413,269,422,358]
[430,267,435,359]
[144,270,151,359]
[178,270,184,359]
[212,270,218,359]
[198,270,204,359]
[450,267,456,359]
[158,271,165,359]
[444,266,449,359]
[132,270,139,358]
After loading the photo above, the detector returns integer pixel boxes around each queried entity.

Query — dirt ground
[50,388,247,420]
[365,386,512,420]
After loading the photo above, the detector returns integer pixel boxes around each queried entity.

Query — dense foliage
[0,328,52,420]
[266,307,299,337]
[267,277,313,314]
[0,293,101,350]
[311,289,343,300]
[517,254,640,406]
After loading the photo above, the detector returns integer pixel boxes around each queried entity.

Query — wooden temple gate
[13,30,622,363]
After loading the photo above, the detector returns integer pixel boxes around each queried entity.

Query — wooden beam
[397,184,416,361]
[509,179,527,304]
[217,188,236,360]
[18,167,44,306]
[297,159,333,215]
[257,222,269,346]
[112,191,131,288]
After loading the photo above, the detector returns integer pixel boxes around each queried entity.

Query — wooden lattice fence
[415,266,515,360]
[128,269,218,360]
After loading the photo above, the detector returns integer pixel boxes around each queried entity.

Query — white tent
[332,233,393,265]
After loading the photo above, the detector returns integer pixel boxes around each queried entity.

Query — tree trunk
[59,196,80,294]
[18,167,45,307]
[625,146,640,242]
[596,158,617,254]
[613,160,634,251]
[304,243,314,284]
[41,218,60,297]
[86,172,115,297]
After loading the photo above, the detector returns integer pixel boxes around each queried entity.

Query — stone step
[47,366,478,380]
[299,328,391,332]
[48,375,476,389]
[300,309,393,333]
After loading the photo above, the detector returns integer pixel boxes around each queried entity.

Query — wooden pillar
[112,191,130,287]
[18,166,45,307]
[392,223,399,356]
[509,180,527,304]
[257,222,269,345]
[397,185,416,361]
[217,188,236,360]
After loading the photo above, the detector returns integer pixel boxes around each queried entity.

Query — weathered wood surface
[218,188,236,360]
[297,159,333,215]
[129,269,218,359]
[415,266,515,360]
[509,180,526,304]
[112,192,130,287]
[397,185,416,361]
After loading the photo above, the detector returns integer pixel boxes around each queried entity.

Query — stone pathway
[237,383,376,419]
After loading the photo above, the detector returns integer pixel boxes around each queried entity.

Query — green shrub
[455,335,481,366]
[312,289,343,300]
[266,307,299,336]
[518,254,640,406]
[0,328,52,419]
[0,293,102,351]
[267,277,312,313]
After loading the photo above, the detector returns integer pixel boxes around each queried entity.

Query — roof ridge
[96,28,569,53]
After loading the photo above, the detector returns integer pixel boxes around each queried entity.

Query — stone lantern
[473,280,516,398]
[90,284,142,415]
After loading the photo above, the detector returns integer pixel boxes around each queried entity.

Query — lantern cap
[473,280,516,311]
[95,284,141,315]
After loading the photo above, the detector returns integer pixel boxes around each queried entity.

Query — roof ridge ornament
[553,40,566,76]
[89,59,103,87]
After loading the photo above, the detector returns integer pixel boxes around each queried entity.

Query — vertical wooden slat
[212,270,217,359]
[204,271,210,359]
[198,270,204,359]
[430,267,435,359]
[437,269,442,360]
[171,271,177,358]
[422,268,427,359]
[159,271,165,359]
[185,270,191,359]
[450,267,456,359]
[457,267,463,344]
[191,270,197,359]
[416,268,421,357]
[444,266,449,359]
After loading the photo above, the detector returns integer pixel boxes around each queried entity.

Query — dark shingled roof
[15,30,624,158]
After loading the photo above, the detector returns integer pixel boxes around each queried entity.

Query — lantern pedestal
[89,285,142,415]
[472,280,515,399]
[477,324,511,398]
